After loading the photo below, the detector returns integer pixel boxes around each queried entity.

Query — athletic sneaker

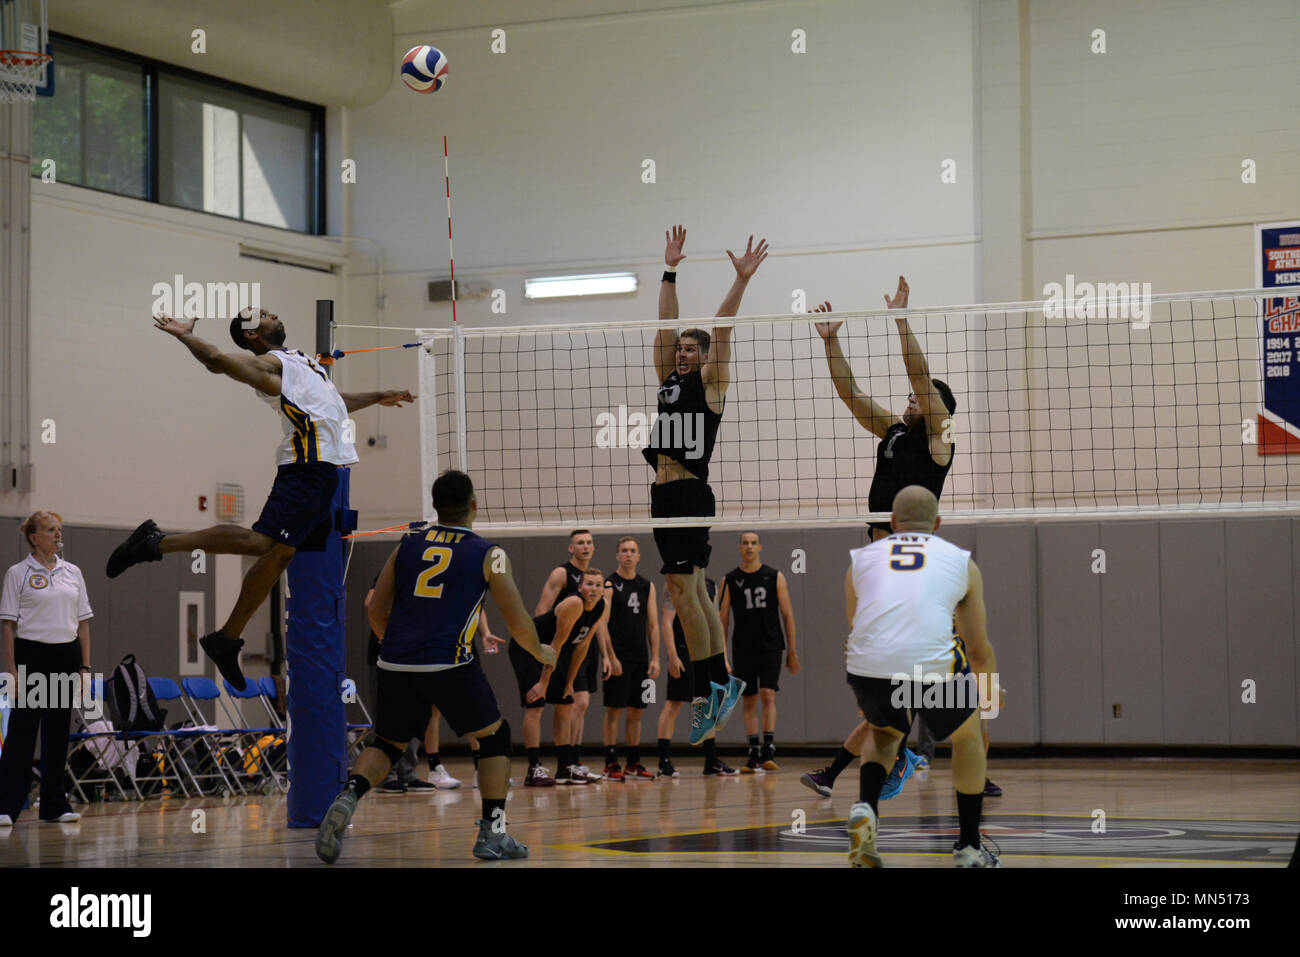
[688,685,726,745]
[715,675,747,731]
[760,749,778,772]
[523,765,555,788]
[199,629,247,692]
[914,755,930,771]
[983,778,1002,797]
[741,754,763,774]
[0,815,12,827]
[574,764,603,783]
[315,785,359,864]
[430,765,461,789]
[604,762,625,781]
[880,748,922,801]
[626,762,654,780]
[405,778,436,791]
[846,802,882,868]
[800,767,834,798]
[953,843,1002,868]
[703,760,739,777]
[41,810,80,823]
[105,519,164,578]
[473,819,528,860]
[380,777,407,794]
[657,760,679,779]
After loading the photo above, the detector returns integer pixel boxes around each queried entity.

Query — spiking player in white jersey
[841,486,1003,868]
[107,307,414,690]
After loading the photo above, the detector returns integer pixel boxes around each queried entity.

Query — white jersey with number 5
[846,532,970,679]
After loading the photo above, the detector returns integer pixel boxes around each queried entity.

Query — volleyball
[400,45,449,93]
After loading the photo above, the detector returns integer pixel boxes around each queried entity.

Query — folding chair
[345,677,375,762]
[179,677,252,795]
[115,677,211,799]
[218,680,287,794]
[254,677,286,732]
[66,676,135,803]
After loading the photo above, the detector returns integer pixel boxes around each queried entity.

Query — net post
[453,323,469,472]
[315,299,334,373]
[417,331,440,525]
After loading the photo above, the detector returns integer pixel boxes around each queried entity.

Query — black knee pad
[476,719,511,759]
[370,735,407,765]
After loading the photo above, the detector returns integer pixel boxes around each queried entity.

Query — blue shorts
[252,463,339,550]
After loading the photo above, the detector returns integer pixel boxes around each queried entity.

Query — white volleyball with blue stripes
[400,45,449,93]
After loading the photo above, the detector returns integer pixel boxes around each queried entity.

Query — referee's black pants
[0,638,80,821]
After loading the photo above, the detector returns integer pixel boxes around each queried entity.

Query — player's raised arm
[654,225,687,381]
[367,545,400,639]
[533,566,568,617]
[155,315,282,395]
[340,390,416,414]
[815,303,896,439]
[888,276,948,439]
[485,548,555,667]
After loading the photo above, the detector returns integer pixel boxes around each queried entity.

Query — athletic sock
[527,747,541,769]
[702,738,718,767]
[482,797,506,826]
[747,734,760,756]
[763,732,775,754]
[606,746,618,765]
[472,753,480,770]
[573,744,583,767]
[859,762,888,812]
[627,745,640,767]
[827,747,855,780]
[658,737,671,763]
[692,659,712,699]
[426,752,441,771]
[956,790,984,849]
[708,654,729,686]
[347,775,371,798]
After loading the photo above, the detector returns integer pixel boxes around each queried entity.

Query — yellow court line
[547,845,1278,866]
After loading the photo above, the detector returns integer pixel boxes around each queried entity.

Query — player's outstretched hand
[377,389,416,407]
[884,275,909,310]
[665,225,687,267]
[727,235,769,281]
[814,305,842,340]
[153,314,196,337]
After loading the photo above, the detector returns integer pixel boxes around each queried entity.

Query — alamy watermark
[150,274,262,322]
[595,406,706,459]
[0,667,101,719]
[889,667,1001,719]
[1042,274,1152,329]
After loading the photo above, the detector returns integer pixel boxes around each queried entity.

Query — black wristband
[662,271,677,284]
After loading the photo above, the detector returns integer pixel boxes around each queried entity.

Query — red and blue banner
[1256,222,1300,454]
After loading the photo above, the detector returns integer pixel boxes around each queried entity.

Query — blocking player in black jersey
[315,470,553,863]
[534,530,609,782]
[647,225,766,748]
[805,278,998,800]
[510,567,609,786]
[659,578,738,776]
[718,531,799,772]
[597,537,661,780]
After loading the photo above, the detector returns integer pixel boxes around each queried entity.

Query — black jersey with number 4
[671,578,716,654]
[868,421,954,516]
[642,368,723,481]
[606,572,651,658]
[725,564,784,651]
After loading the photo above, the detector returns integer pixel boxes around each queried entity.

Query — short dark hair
[616,536,638,549]
[932,379,957,415]
[230,315,251,350]
[569,529,591,541]
[678,328,711,354]
[739,530,760,543]
[432,470,475,522]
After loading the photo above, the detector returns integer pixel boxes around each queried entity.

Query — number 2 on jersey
[414,546,453,597]
[889,543,926,571]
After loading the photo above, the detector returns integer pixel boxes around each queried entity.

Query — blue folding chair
[218,680,287,793]
[67,676,134,802]
[177,677,249,796]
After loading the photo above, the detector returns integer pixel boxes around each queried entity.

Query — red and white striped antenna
[443,134,457,323]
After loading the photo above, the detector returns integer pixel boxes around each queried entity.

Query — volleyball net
[413,286,1300,532]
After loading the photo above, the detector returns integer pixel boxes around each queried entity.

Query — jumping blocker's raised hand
[727,235,769,281]
[665,225,687,267]
[884,276,909,310]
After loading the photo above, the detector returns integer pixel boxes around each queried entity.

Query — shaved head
[891,485,940,532]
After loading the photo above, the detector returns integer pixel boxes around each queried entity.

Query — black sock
[606,745,618,765]
[859,762,888,812]
[527,747,541,768]
[426,752,440,771]
[658,738,671,763]
[482,797,506,827]
[747,734,760,755]
[956,790,983,849]
[702,738,718,766]
[628,745,640,767]
[573,744,582,766]
[472,753,480,769]
[762,732,775,755]
[347,774,371,798]
[827,746,855,781]
[692,657,711,698]
[708,654,729,686]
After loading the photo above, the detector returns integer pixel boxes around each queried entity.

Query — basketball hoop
[0,49,50,101]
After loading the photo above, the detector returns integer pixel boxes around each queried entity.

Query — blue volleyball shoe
[879,748,922,801]
[715,675,747,732]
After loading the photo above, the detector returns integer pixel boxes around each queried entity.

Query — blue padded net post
[285,465,350,828]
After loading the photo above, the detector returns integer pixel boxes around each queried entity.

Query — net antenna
[0,0,49,103]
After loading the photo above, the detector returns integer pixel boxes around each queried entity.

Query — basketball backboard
[0,0,49,100]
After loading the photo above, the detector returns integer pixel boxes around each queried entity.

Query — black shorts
[374,658,500,742]
[734,643,783,695]
[665,638,695,702]
[508,639,575,708]
[252,462,339,551]
[846,665,977,742]
[651,480,714,574]
[573,640,599,695]
[604,654,649,709]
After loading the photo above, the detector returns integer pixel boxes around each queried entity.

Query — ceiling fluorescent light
[524,272,638,299]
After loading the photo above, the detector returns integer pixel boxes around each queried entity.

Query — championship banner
[1256,221,1300,454]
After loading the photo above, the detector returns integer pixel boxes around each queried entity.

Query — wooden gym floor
[0,757,1294,867]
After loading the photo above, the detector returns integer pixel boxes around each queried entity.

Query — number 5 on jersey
[889,544,925,571]
[415,545,453,597]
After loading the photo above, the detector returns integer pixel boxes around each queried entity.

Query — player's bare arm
[662,603,684,677]
[341,390,417,413]
[485,548,555,666]
[844,566,857,630]
[533,566,568,617]
[646,582,661,679]
[888,277,951,463]
[815,305,897,439]
[702,235,767,406]
[596,621,620,679]
[776,570,799,674]
[955,558,998,702]
[717,583,732,658]
[156,315,282,395]
[367,546,400,639]
[654,225,687,381]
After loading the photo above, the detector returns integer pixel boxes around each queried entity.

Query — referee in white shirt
[0,511,92,826]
